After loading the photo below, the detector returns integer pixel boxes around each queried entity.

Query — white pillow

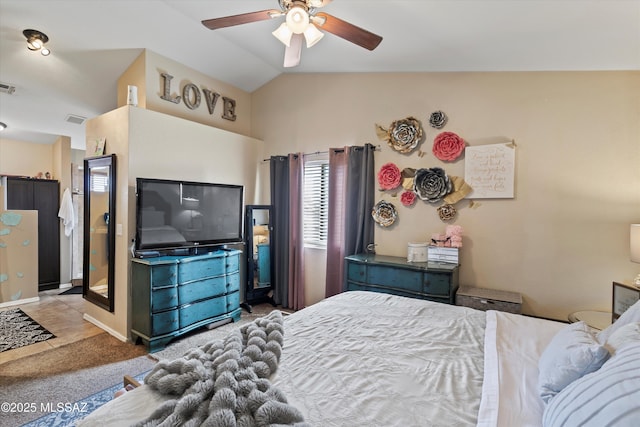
[604,321,640,354]
[538,321,610,404]
[543,342,640,427]
[597,299,640,344]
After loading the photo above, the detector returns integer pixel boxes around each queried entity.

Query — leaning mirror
[243,205,274,312]
[83,154,116,312]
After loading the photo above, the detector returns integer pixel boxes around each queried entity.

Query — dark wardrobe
[6,177,60,290]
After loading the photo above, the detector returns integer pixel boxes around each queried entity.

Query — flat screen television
[135,177,244,251]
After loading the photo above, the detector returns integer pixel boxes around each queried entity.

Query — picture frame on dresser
[612,281,640,322]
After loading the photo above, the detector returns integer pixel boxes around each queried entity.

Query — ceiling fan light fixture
[303,23,324,48]
[23,29,51,56]
[286,6,309,34]
[272,22,293,47]
[27,39,42,50]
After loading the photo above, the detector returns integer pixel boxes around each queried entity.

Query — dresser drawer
[225,253,240,274]
[424,273,451,297]
[179,296,226,329]
[226,272,240,293]
[226,290,240,311]
[178,255,226,282]
[367,265,423,293]
[151,309,179,335]
[178,276,227,305]
[151,286,178,312]
[149,263,178,288]
[347,262,366,282]
[348,281,414,298]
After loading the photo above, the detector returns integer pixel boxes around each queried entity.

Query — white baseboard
[0,296,40,309]
[82,313,128,342]
[59,283,73,290]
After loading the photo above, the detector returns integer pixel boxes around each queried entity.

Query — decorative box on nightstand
[456,286,522,314]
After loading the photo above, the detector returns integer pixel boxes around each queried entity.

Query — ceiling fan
[202,0,383,68]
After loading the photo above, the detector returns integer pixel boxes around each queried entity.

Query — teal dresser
[131,249,242,352]
[345,254,459,304]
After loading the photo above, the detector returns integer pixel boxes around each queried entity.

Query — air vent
[0,82,16,94]
[65,114,86,125]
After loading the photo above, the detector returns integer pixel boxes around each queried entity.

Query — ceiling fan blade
[284,34,304,68]
[314,12,382,51]
[202,9,281,30]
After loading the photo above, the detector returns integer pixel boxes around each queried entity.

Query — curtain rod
[262,144,380,162]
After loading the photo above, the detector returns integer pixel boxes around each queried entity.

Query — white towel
[58,188,75,237]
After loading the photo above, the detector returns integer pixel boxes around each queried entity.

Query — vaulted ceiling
[1,0,638,149]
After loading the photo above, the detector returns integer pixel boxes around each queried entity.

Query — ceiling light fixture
[0,122,7,131]
[272,1,324,49]
[23,29,51,56]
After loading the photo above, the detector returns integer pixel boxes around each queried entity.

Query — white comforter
[78,291,562,426]
[272,291,486,427]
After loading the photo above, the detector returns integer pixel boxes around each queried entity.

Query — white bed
[78,291,640,426]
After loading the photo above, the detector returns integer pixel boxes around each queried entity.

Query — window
[90,172,109,193]
[303,155,329,248]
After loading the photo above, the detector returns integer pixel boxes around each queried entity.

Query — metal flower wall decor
[372,200,398,227]
[414,167,453,203]
[429,111,448,129]
[373,110,478,223]
[375,117,424,154]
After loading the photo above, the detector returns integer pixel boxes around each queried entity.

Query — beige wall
[0,138,54,177]
[251,71,640,321]
[85,106,263,340]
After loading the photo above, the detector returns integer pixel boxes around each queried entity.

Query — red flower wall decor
[432,131,466,162]
[400,191,417,207]
[377,162,402,190]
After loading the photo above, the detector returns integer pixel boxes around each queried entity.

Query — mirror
[83,154,116,312]
[242,205,274,311]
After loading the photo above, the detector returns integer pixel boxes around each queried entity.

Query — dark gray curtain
[270,154,305,310]
[325,143,376,297]
[270,155,290,307]
[344,144,376,256]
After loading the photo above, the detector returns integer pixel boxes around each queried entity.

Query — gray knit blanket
[133,311,309,427]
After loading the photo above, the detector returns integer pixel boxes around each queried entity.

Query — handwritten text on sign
[464,143,515,198]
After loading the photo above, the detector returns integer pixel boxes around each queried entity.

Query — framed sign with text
[464,142,516,199]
